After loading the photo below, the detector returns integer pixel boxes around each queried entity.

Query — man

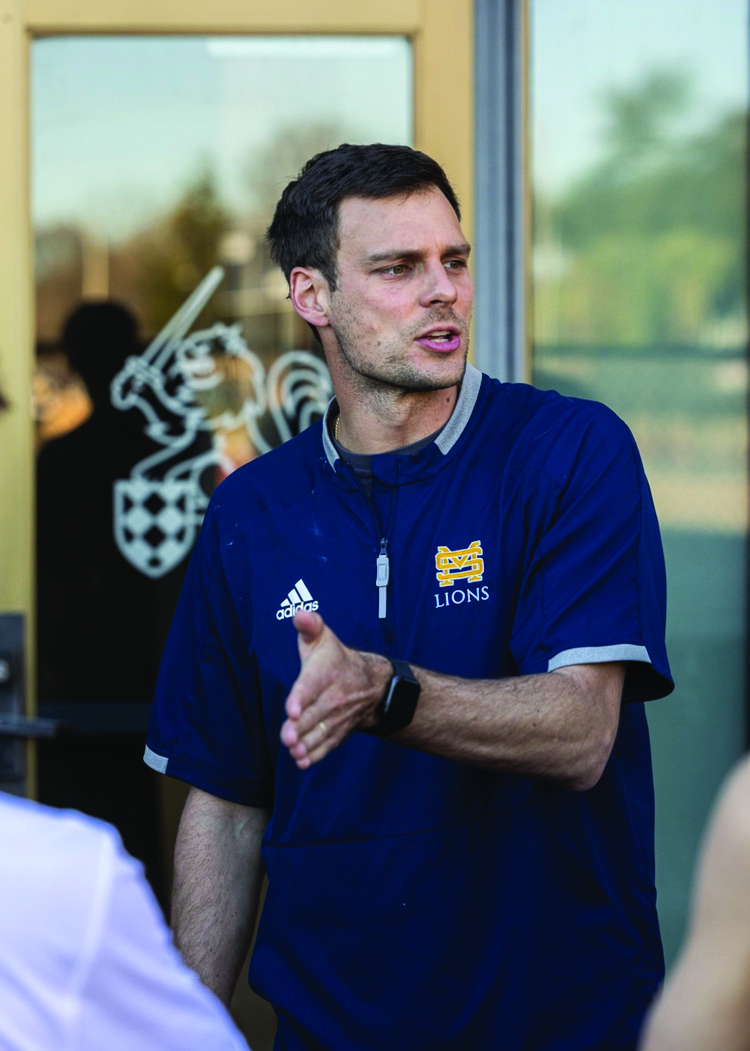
[0,792,249,1050]
[145,143,674,1050]
[639,755,750,1051]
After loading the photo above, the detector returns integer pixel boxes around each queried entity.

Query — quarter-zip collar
[321,363,484,480]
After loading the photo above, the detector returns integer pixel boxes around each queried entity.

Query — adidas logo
[276,579,319,621]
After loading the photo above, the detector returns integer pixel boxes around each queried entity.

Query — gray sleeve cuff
[143,744,169,774]
[547,643,651,672]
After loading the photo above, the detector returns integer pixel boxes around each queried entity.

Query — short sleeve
[509,407,673,702]
[145,497,274,805]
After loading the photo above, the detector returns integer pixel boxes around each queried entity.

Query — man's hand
[280,610,624,788]
[280,611,391,768]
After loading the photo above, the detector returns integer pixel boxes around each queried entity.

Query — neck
[334,384,459,454]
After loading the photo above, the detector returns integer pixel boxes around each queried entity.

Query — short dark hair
[266,143,461,291]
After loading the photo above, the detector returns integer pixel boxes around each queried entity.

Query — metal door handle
[0,713,62,738]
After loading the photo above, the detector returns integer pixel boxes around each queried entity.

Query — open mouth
[417,328,461,351]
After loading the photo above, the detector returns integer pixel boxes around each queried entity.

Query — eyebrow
[365,242,472,265]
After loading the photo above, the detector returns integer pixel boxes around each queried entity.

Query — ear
[289,267,331,331]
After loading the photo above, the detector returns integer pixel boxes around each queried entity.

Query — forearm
[282,612,625,789]
[171,787,269,1005]
[391,662,624,790]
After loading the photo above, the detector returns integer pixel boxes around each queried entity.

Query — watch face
[381,670,420,728]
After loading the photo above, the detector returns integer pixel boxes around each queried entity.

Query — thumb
[293,609,326,654]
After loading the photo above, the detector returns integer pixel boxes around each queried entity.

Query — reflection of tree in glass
[35,129,354,358]
[599,70,693,180]
[35,226,84,344]
[243,121,352,216]
[533,67,747,534]
[533,68,745,347]
[34,168,234,346]
[129,165,232,335]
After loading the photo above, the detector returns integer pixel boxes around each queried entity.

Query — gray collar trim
[435,363,482,454]
[321,361,483,468]
[322,398,340,468]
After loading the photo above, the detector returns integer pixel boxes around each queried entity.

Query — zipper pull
[376,538,389,620]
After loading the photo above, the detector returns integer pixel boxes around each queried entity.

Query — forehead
[335,188,466,259]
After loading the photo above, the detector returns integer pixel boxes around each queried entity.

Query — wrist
[359,652,394,730]
[365,656,422,736]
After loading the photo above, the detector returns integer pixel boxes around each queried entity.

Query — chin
[417,355,467,385]
[403,362,466,393]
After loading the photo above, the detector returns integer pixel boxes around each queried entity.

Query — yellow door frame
[0,0,473,791]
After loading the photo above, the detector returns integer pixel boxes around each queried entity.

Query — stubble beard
[328,314,469,401]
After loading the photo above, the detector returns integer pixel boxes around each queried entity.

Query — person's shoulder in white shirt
[0,792,250,1050]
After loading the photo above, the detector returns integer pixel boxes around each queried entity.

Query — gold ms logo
[435,540,484,587]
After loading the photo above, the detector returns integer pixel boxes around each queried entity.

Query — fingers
[287,610,341,718]
[282,715,337,770]
[280,710,328,750]
[285,652,332,722]
[281,613,385,769]
[281,662,357,768]
[285,611,329,720]
[282,689,342,750]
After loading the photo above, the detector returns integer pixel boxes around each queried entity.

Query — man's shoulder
[477,377,633,477]
[211,420,324,510]
[483,375,623,426]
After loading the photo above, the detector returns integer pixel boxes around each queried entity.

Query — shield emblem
[114,477,197,578]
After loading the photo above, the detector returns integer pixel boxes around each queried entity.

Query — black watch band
[369,657,421,736]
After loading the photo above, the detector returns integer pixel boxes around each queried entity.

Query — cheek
[339,292,412,339]
[458,287,474,317]
[361,302,402,332]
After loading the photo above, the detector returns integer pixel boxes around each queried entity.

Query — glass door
[0,0,470,1038]
[31,31,415,903]
[1,2,472,1043]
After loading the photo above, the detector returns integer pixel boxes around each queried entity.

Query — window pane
[33,31,412,635]
[34,35,412,361]
[31,34,412,909]
[529,0,748,962]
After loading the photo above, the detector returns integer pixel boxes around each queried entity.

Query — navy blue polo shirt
[146,365,673,1050]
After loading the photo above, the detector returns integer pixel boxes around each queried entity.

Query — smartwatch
[370,657,421,736]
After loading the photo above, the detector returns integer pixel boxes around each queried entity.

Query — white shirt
[0,794,250,1050]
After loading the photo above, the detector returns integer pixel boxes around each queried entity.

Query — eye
[445,258,468,271]
[381,263,411,276]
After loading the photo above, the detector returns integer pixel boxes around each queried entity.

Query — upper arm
[510,407,672,703]
[552,659,626,704]
[146,493,274,807]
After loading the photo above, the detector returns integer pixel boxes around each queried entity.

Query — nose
[419,261,459,307]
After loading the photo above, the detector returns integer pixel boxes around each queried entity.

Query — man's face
[322,187,474,395]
